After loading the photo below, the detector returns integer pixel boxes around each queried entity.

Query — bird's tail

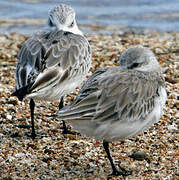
[58,102,95,121]
[58,103,97,137]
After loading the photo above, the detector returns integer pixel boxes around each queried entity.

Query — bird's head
[120,45,160,72]
[46,4,83,35]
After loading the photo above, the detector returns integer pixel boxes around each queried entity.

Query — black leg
[103,141,119,175]
[59,96,64,110]
[103,141,132,176]
[30,99,36,139]
[59,97,80,135]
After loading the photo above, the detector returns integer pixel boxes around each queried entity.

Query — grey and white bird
[12,4,91,139]
[58,46,167,176]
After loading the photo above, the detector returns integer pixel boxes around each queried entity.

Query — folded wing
[58,67,165,124]
[14,30,91,100]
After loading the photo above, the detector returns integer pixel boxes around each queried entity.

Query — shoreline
[0,31,178,179]
[1,18,179,35]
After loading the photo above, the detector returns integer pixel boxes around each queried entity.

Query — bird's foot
[62,121,80,135]
[111,167,132,177]
[17,124,32,129]
[62,128,80,135]
[26,132,48,140]
[26,132,37,140]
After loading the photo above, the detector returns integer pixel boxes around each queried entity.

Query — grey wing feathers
[16,30,91,92]
[58,69,106,119]
[16,34,44,89]
[58,67,164,123]
[44,31,91,69]
[95,71,157,123]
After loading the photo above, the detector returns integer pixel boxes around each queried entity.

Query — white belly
[68,87,167,142]
[100,87,167,141]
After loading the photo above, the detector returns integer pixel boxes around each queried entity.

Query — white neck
[137,59,161,72]
[45,22,83,36]
[58,25,83,36]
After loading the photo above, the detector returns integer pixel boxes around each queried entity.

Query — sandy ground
[0,31,178,179]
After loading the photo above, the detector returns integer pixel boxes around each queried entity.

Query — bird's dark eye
[130,63,139,69]
[69,21,74,27]
[133,63,139,67]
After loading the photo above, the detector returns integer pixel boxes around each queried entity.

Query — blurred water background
[0,0,179,34]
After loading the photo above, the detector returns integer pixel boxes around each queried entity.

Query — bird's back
[14,30,91,101]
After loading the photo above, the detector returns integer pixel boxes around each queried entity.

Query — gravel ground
[0,31,178,180]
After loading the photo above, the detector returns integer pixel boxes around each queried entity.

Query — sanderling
[12,4,91,139]
[58,45,167,176]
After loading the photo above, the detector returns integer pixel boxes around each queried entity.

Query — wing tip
[11,90,24,101]
[11,83,33,101]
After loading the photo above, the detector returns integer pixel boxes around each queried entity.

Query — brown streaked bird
[58,45,167,176]
[12,4,91,139]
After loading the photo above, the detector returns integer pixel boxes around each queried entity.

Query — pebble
[129,151,148,161]
[6,114,12,120]
[0,31,178,179]
[167,124,178,131]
